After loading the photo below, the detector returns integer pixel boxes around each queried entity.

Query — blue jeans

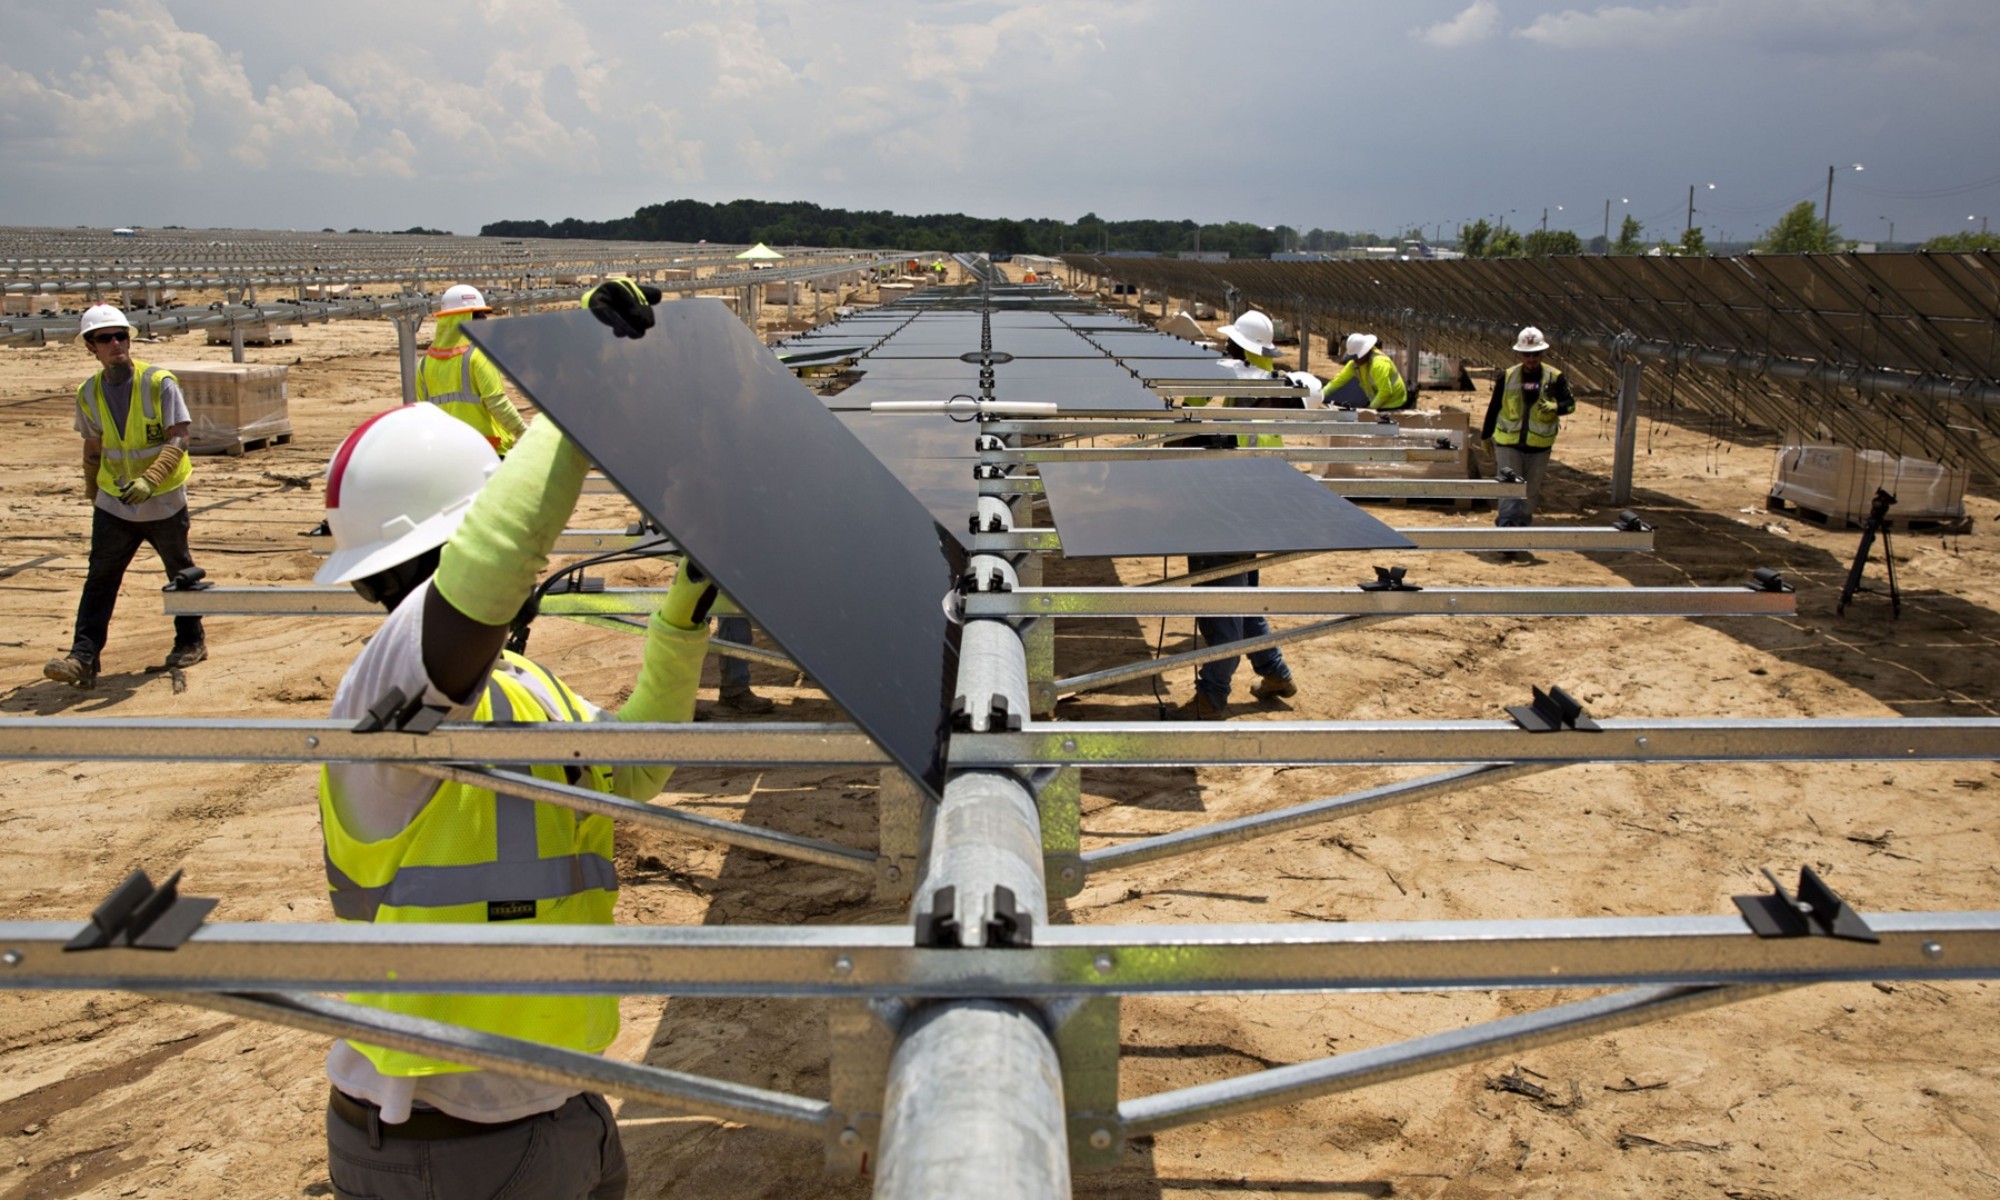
[715,615,752,690]
[1187,556,1289,704]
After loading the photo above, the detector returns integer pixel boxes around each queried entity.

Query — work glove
[660,556,719,630]
[583,279,665,339]
[118,444,186,504]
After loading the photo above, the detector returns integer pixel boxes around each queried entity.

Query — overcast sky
[4,0,1997,245]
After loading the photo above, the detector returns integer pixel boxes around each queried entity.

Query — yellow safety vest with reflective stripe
[416,344,512,454]
[318,652,618,1077]
[1184,351,1284,447]
[1493,363,1564,449]
[1322,353,1409,411]
[77,359,192,498]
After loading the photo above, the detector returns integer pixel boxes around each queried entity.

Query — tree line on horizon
[481,197,2000,259]
[480,198,1385,258]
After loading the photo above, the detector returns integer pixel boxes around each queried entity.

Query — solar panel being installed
[468,299,964,799]
[1037,457,1416,558]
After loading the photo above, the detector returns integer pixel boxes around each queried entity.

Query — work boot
[1171,693,1227,721]
[164,640,208,669]
[1251,673,1298,701]
[718,685,776,715]
[44,654,97,689]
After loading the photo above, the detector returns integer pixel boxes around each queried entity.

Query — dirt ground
[1,270,1997,1200]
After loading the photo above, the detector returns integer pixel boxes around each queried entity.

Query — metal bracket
[1036,767,1084,899]
[1505,685,1600,733]
[970,495,1014,533]
[1044,995,1123,1170]
[1749,567,1795,594]
[163,566,211,593]
[920,885,1034,948]
[63,869,216,952]
[962,554,1019,594]
[351,686,448,735]
[1358,565,1419,592]
[825,998,907,1175]
[1734,866,1879,943]
[1614,509,1653,533]
[544,575,605,595]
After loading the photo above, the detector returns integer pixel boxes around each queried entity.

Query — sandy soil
[1,273,1997,1200]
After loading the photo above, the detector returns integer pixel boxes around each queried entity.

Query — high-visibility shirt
[77,358,191,500]
[416,316,516,453]
[319,652,618,1077]
[1184,350,1284,446]
[1493,363,1565,449]
[1320,352,1408,411]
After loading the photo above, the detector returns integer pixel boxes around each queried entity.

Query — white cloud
[1413,1,1502,48]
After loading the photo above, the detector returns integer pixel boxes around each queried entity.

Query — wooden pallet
[197,430,294,458]
[1764,491,1972,534]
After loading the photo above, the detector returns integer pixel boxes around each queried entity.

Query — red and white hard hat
[313,406,499,585]
[79,304,135,339]
[435,283,493,317]
[1217,310,1276,356]
[1513,326,1551,353]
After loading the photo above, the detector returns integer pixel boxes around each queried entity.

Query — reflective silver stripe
[422,349,479,407]
[483,679,542,865]
[326,852,618,921]
[136,366,160,423]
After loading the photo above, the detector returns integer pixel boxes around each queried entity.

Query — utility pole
[1603,199,1611,252]
[1686,185,1695,241]
[1823,164,1835,240]
[1541,207,1549,234]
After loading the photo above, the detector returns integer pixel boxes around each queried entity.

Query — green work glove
[583,279,664,339]
[433,418,592,626]
[118,477,154,504]
[660,556,719,631]
[609,609,709,800]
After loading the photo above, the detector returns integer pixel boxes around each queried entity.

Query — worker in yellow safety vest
[313,281,707,1198]
[414,284,527,454]
[45,305,206,688]
[1478,325,1576,531]
[1171,309,1301,720]
[1320,332,1409,411]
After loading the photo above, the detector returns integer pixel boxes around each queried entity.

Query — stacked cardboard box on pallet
[1769,441,1968,526]
[1317,407,1473,489]
[156,362,292,455]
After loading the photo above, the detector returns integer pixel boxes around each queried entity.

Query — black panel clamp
[1613,510,1653,533]
[1748,567,1795,593]
[1733,865,1878,943]
[1359,565,1419,592]
[64,868,217,952]
[351,685,448,734]
[1506,685,1600,732]
[163,566,211,592]
[920,885,1034,948]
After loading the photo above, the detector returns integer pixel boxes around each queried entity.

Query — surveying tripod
[1837,487,1900,618]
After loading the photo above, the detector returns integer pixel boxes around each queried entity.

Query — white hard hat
[435,283,492,317]
[1218,310,1276,356]
[314,406,500,585]
[1344,332,1378,359]
[79,304,135,340]
[1513,326,1551,354]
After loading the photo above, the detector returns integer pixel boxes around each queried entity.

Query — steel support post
[393,310,422,407]
[1613,357,1642,505]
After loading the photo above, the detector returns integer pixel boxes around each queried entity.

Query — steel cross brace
[5,716,1995,768]
[6,911,1995,995]
[979,446,1458,464]
[967,526,1654,556]
[972,585,1790,619]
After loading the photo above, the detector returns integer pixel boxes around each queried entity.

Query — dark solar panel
[469,300,964,799]
[1037,456,1416,558]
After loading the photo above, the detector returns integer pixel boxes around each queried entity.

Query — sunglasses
[88,330,131,345]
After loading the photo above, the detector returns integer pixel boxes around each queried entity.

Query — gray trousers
[1494,445,1552,527]
[326,1091,626,1200]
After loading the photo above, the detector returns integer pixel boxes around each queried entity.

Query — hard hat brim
[434,305,493,318]
[1513,338,1549,353]
[1348,334,1379,359]
[312,504,472,586]
[1221,326,1277,356]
